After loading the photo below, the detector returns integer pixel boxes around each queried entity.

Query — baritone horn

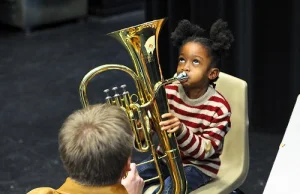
[79,18,188,194]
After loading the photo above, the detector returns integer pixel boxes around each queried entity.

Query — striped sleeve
[176,106,231,160]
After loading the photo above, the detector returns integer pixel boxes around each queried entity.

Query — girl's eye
[179,58,185,63]
[193,59,200,65]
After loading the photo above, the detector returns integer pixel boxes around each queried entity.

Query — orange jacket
[27,177,128,194]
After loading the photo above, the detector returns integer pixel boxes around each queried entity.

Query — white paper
[263,95,300,193]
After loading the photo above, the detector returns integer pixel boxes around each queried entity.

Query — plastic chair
[145,72,249,194]
[191,72,249,193]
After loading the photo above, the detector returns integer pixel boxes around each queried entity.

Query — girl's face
[177,41,217,90]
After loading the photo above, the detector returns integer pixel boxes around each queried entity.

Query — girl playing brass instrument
[138,18,234,194]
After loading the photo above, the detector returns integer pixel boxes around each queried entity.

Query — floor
[0,10,285,194]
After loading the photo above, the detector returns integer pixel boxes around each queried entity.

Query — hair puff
[209,19,234,56]
[170,19,205,47]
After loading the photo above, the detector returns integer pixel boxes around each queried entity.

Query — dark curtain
[144,0,300,133]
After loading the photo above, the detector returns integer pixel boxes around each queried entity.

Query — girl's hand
[159,113,183,134]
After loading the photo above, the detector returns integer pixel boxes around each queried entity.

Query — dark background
[145,0,300,133]
[0,0,299,194]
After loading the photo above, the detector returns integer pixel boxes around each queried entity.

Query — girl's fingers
[161,113,173,119]
[161,121,181,130]
[167,126,179,133]
[160,117,179,126]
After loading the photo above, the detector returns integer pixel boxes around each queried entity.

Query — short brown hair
[59,104,133,186]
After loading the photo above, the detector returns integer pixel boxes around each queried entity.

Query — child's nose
[183,62,190,71]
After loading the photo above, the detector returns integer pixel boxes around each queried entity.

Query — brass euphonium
[79,18,188,194]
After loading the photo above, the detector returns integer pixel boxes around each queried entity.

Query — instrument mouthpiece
[176,72,188,82]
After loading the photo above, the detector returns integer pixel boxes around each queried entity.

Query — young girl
[137,19,234,194]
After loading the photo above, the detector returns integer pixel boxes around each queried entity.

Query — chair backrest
[215,72,249,186]
[146,72,250,194]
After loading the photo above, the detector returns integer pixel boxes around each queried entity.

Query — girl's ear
[208,68,220,81]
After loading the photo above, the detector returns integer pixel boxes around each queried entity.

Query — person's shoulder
[209,89,231,113]
[27,187,57,194]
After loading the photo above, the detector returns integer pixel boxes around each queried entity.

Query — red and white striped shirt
[158,83,231,178]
